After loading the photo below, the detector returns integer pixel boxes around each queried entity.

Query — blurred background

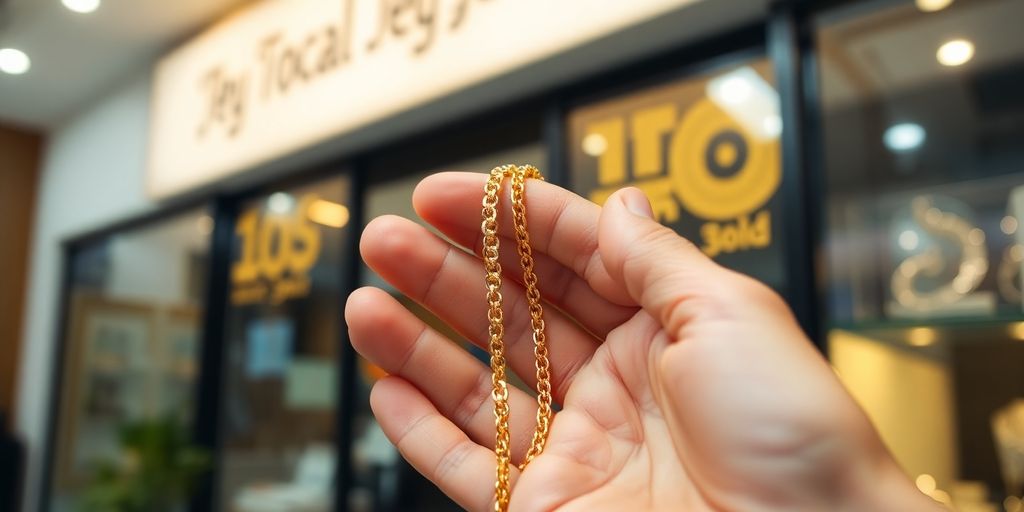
[1,0,1023,511]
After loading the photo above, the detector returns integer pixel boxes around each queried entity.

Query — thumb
[598,187,732,335]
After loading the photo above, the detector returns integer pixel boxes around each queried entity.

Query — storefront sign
[231,193,348,305]
[570,64,781,260]
[148,0,702,199]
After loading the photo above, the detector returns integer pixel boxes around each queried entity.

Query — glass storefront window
[818,0,1024,509]
[349,144,546,512]
[566,57,787,292]
[49,208,212,511]
[218,174,352,512]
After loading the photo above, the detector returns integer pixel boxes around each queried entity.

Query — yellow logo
[231,194,323,305]
[581,92,780,257]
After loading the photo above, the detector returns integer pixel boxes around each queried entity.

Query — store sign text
[149,0,703,199]
[231,195,323,305]
[197,0,495,140]
[583,96,781,258]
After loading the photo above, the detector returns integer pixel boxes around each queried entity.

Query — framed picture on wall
[54,293,156,490]
[155,305,201,419]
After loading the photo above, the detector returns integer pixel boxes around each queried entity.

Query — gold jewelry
[481,164,554,512]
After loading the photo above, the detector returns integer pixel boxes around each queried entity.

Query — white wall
[16,73,157,512]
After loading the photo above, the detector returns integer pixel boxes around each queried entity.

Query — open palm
[346,172,936,511]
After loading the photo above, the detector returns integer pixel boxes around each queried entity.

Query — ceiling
[0,0,252,130]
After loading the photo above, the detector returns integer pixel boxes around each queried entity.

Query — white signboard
[147,0,701,199]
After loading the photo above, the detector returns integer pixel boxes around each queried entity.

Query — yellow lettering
[631,104,676,178]
[232,209,260,283]
[699,211,773,257]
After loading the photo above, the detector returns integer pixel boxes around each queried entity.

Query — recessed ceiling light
[937,38,974,67]
[884,123,926,152]
[916,0,953,12]
[62,0,101,14]
[0,48,31,75]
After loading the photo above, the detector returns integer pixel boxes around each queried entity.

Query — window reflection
[818,0,1024,509]
[219,175,352,512]
[49,208,211,512]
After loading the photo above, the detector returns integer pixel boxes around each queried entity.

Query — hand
[346,172,939,511]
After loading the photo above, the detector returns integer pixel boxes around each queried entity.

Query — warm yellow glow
[931,489,952,506]
[62,0,100,14]
[307,199,349,228]
[582,133,607,156]
[915,474,937,495]
[907,327,937,347]
[937,39,975,67]
[1002,216,1018,235]
[916,0,953,12]
[1009,322,1024,341]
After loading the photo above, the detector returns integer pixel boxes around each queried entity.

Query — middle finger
[361,214,598,402]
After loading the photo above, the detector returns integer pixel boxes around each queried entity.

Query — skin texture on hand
[346,172,941,512]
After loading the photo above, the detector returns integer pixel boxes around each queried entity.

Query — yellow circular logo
[669,98,781,220]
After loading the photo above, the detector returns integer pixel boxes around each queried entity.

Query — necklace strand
[481,164,554,512]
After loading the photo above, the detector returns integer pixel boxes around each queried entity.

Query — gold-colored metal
[481,164,553,512]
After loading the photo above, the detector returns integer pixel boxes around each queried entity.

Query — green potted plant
[82,416,209,512]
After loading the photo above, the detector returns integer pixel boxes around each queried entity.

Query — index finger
[413,171,634,309]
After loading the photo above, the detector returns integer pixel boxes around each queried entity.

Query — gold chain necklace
[481,164,554,512]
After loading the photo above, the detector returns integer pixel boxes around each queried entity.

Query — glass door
[217,174,353,512]
[47,207,212,512]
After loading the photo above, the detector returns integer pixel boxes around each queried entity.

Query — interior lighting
[307,199,349,228]
[916,0,953,12]
[937,39,974,67]
[0,48,30,75]
[267,192,294,214]
[581,133,607,156]
[62,0,101,13]
[907,327,937,347]
[1010,322,1024,341]
[884,123,926,152]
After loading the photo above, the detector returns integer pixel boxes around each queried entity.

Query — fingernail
[621,188,654,219]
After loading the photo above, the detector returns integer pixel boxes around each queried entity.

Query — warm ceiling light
[0,48,31,75]
[937,39,974,67]
[884,123,926,152]
[907,327,937,347]
[62,0,101,14]
[307,199,349,228]
[916,0,953,12]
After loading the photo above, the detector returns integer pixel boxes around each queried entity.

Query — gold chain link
[481,164,554,512]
